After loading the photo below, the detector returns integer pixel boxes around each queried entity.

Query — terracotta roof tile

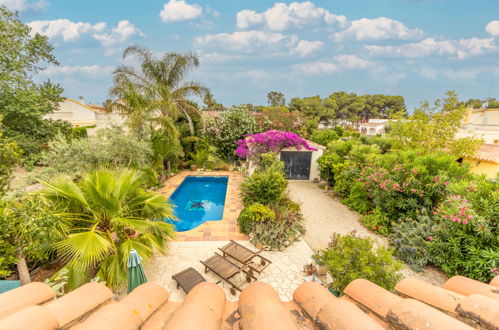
[444,275,499,301]
[472,144,499,163]
[0,282,55,319]
[344,278,402,319]
[45,282,113,327]
[1,275,499,329]
[387,298,473,330]
[456,294,499,329]
[0,305,58,330]
[164,282,226,330]
[71,301,142,330]
[239,282,297,330]
[395,277,464,315]
[120,282,169,323]
[491,276,499,288]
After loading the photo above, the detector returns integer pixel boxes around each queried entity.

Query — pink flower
[433,176,439,182]
[428,236,434,241]
[462,220,469,224]
[412,169,418,174]
[443,181,449,186]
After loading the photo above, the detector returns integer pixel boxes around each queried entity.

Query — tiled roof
[472,144,499,163]
[0,275,498,329]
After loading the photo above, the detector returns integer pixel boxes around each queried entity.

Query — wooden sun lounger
[200,253,257,295]
[219,240,271,275]
[172,267,206,294]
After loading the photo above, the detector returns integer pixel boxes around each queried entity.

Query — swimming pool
[168,176,228,232]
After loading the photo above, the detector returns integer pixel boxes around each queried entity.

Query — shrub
[429,194,498,282]
[314,232,403,293]
[390,210,434,271]
[361,207,391,236]
[240,169,287,206]
[310,129,339,146]
[238,203,275,234]
[0,127,21,196]
[71,126,93,139]
[40,128,153,178]
[317,153,342,185]
[250,201,305,249]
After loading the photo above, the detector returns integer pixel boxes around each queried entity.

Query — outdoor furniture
[172,267,207,294]
[219,240,271,275]
[200,253,257,295]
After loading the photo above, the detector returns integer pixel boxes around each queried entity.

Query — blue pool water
[167,176,228,232]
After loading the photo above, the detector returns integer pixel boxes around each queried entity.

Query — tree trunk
[16,248,31,285]
[166,160,172,172]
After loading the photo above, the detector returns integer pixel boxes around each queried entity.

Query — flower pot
[190,165,198,171]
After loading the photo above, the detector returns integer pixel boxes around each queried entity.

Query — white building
[44,97,124,133]
[358,119,390,136]
[456,107,499,144]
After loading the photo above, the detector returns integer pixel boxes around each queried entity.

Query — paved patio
[144,239,315,302]
[157,171,248,241]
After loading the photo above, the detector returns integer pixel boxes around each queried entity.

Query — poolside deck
[157,171,248,241]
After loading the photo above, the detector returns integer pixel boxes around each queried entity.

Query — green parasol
[127,249,147,293]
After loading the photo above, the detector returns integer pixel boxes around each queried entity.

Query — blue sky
[4,0,499,110]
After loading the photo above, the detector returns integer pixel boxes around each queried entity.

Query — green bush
[361,207,391,236]
[0,125,21,196]
[71,126,94,139]
[240,165,287,206]
[317,153,342,185]
[40,128,153,178]
[250,201,305,249]
[310,129,339,146]
[390,210,434,271]
[314,232,403,293]
[238,203,275,234]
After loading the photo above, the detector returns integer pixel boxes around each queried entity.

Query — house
[44,97,124,133]
[358,119,390,136]
[0,274,498,329]
[456,107,499,144]
[280,140,325,181]
[463,144,499,178]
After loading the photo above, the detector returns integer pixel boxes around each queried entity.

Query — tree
[267,91,285,107]
[39,168,176,289]
[0,116,21,197]
[289,95,336,125]
[109,45,208,136]
[387,91,482,157]
[0,196,67,284]
[202,93,225,112]
[0,6,71,162]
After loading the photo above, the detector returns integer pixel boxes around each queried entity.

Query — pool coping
[157,171,249,241]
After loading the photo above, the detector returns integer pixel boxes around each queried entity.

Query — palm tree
[108,45,208,135]
[39,168,176,290]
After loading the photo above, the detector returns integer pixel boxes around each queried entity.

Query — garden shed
[279,140,325,180]
[241,130,325,181]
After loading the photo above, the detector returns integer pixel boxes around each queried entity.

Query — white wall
[45,99,97,126]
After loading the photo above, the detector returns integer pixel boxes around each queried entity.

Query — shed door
[280,151,312,180]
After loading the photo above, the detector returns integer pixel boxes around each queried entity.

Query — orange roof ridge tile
[0,305,58,330]
[71,301,142,330]
[387,298,473,330]
[456,294,499,329]
[0,282,55,319]
[444,275,499,301]
[395,277,464,315]
[344,278,402,319]
[120,282,169,323]
[491,276,499,288]
[45,282,113,327]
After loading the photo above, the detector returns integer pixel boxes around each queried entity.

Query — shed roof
[0,274,497,329]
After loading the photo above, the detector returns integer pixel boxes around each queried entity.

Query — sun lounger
[172,267,206,294]
[200,253,257,295]
[219,240,271,275]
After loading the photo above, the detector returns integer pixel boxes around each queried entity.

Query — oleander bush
[314,232,403,293]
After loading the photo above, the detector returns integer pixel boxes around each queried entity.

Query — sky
[3,0,499,110]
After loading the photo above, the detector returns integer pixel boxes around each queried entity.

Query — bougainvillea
[235,130,317,159]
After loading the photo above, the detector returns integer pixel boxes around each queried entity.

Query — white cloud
[486,20,499,37]
[292,61,339,75]
[291,40,324,57]
[292,54,373,75]
[93,20,144,47]
[195,30,297,53]
[334,54,372,69]
[366,37,497,59]
[333,17,423,41]
[39,65,114,77]
[28,19,106,41]
[420,67,437,80]
[236,1,347,31]
[0,0,48,11]
[197,52,244,63]
[159,0,202,23]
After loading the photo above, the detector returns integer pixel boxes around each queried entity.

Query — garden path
[287,180,447,285]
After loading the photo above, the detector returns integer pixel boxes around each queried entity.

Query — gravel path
[288,180,447,285]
